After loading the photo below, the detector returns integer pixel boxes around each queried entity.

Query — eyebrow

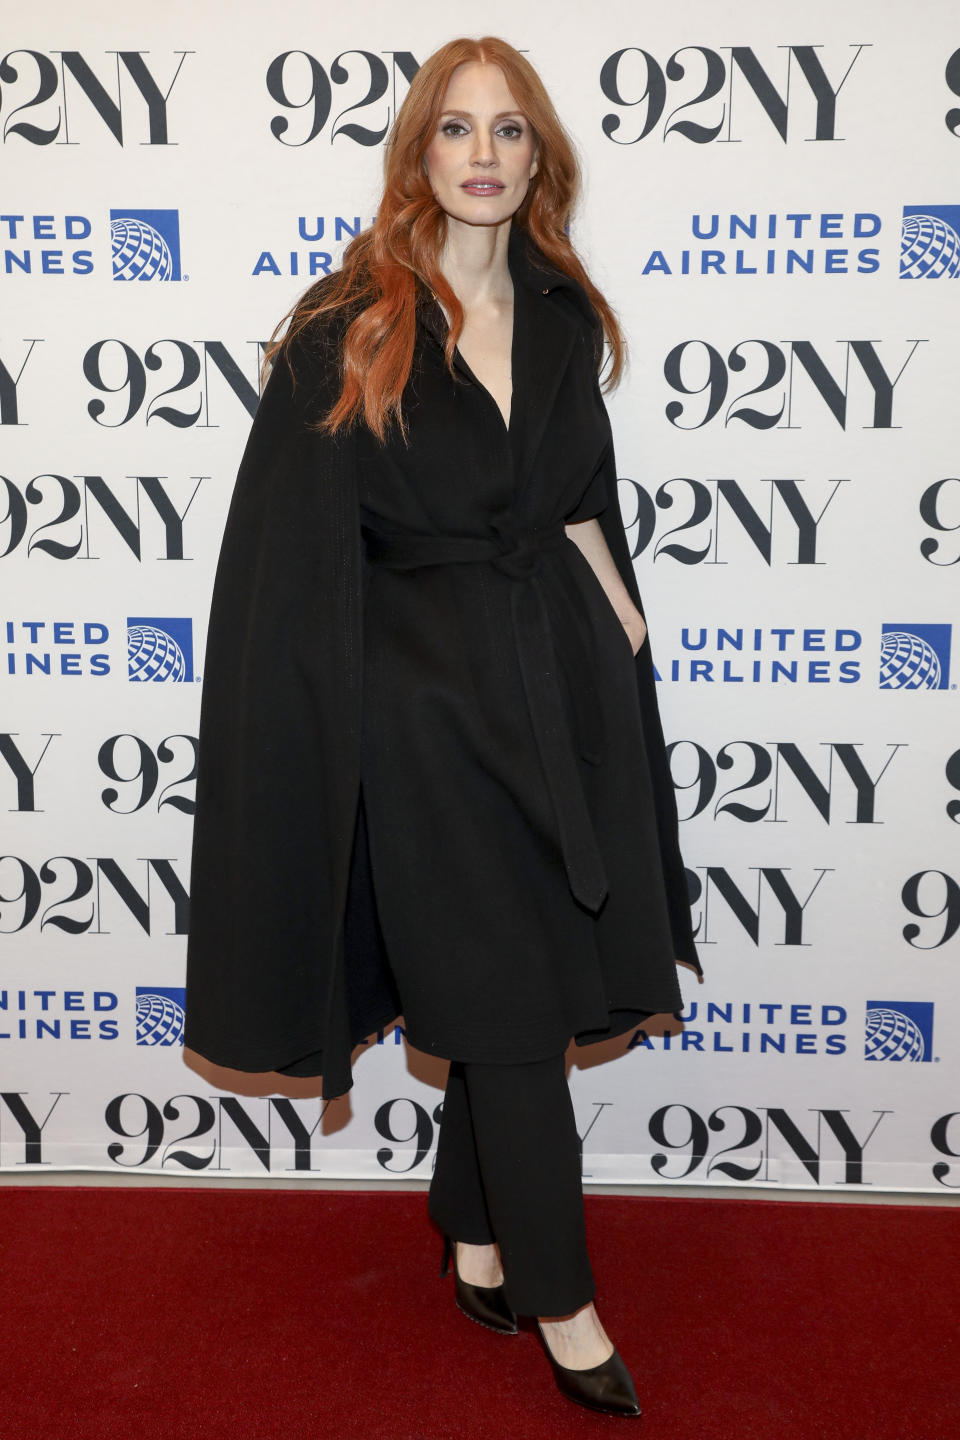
[439,109,525,120]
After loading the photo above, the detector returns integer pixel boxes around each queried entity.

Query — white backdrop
[3,1,959,1193]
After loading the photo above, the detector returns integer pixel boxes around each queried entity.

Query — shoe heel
[438,1233,518,1336]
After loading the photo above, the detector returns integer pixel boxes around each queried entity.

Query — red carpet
[0,1187,955,1439]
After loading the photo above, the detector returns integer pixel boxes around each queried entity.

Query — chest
[449,301,515,431]
[356,293,612,536]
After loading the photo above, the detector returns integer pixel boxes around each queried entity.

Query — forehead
[440,61,522,114]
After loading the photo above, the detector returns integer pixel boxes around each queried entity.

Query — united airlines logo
[253,213,375,278]
[654,625,862,686]
[879,623,951,690]
[900,206,960,279]
[126,617,194,682]
[864,1002,934,1063]
[110,208,182,281]
[135,987,186,1047]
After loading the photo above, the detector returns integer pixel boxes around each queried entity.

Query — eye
[497,122,524,139]
[441,120,468,137]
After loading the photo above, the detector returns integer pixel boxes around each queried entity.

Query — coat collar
[506,223,598,329]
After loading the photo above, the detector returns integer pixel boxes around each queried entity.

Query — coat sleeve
[586,387,703,977]
[183,327,370,1094]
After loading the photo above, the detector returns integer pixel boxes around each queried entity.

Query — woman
[184,35,701,1420]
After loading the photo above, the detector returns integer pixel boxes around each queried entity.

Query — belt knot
[489,512,554,579]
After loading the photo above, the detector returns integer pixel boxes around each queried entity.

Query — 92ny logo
[266,50,419,146]
[662,339,924,431]
[0,475,203,562]
[621,477,847,567]
[0,856,189,935]
[667,741,902,824]
[600,44,868,144]
[0,50,189,145]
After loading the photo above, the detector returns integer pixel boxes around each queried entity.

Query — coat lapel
[509,272,579,493]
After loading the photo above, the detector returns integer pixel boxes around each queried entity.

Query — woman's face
[423,61,539,228]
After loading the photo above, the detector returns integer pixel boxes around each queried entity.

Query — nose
[470,128,498,166]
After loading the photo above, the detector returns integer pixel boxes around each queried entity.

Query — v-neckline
[449,282,519,437]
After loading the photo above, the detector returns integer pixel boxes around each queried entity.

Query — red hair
[264,36,626,441]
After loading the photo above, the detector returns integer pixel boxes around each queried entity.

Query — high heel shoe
[440,1234,518,1335]
[536,1321,642,1418]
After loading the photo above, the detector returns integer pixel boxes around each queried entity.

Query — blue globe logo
[899,214,960,279]
[879,630,942,689]
[864,1007,925,1062]
[136,993,185,1047]
[111,218,175,280]
[127,625,187,682]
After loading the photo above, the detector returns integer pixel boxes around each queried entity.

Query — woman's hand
[564,517,648,657]
[622,609,647,656]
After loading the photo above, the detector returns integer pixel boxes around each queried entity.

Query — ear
[529,153,539,180]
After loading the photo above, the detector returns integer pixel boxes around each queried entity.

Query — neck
[437,216,514,308]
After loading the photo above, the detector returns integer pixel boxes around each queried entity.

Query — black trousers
[427,1052,595,1317]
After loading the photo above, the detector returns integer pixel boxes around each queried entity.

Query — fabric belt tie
[362,512,609,914]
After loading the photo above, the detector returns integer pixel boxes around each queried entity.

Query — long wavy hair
[264,35,626,442]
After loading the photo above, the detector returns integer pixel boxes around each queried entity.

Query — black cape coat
[183,227,702,1099]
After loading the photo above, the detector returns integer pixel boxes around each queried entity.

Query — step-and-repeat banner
[3,2,959,1193]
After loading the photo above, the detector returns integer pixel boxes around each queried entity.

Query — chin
[443,196,520,227]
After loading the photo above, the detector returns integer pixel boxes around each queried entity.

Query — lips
[461,180,505,195]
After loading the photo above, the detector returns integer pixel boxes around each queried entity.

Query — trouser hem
[427,1052,596,1318]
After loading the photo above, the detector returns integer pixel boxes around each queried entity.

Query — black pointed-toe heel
[440,1234,518,1335]
[536,1322,642,1418]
